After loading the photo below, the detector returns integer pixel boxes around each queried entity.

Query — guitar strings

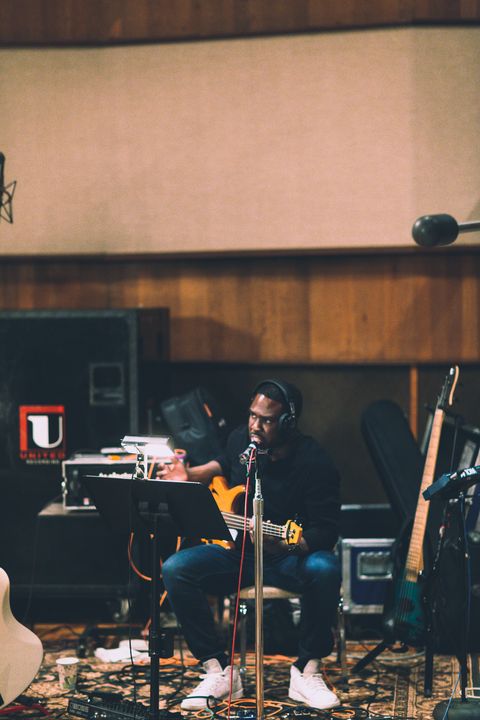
[220,511,286,538]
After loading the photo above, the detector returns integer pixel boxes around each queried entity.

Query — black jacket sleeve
[299,446,341,553]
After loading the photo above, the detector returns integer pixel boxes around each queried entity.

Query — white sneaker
[181,658,244,710]
[288,659,340,710]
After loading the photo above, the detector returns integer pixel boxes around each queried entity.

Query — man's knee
[162,549,192,589]
[304,551,341,589]
[161,554,176,589]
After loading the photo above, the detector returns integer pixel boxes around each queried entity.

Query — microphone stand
[252,458,264,720]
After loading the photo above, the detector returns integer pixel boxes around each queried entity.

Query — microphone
[239,441,258,466]
[412,213,480,247]
[423,464,480,501]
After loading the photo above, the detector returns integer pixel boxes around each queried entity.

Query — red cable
[0,704,51,717]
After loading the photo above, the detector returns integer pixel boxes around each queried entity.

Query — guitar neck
[404,407,444,581]
[221,510,285,539]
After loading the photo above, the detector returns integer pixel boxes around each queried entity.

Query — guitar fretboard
[221,511,285,538]
[404,406,444,582]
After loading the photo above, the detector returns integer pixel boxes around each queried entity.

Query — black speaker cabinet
[0,309,169,471]
[0,309,169,596]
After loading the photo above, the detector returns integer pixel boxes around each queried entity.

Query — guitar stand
[353,639,406,672]
[83,474,232,720]
[353,634,435,697]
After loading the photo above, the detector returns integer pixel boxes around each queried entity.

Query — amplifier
[341,537,394,614]
[62,453,136,510]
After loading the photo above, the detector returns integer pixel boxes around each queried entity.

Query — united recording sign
[19,405,66,464]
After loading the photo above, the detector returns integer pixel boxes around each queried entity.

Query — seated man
[159,379,341,710]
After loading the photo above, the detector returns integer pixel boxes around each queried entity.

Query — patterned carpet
[3,625,469,720]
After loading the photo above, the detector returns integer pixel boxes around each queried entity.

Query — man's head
[248,379,303,450]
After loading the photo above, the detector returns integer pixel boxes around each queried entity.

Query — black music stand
[83,475,232,720]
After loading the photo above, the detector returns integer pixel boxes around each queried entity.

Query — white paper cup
[56,656,79,691]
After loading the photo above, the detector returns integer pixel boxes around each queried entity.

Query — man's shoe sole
[181,688,244,710]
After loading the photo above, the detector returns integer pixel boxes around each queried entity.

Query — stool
[232,586,348,688]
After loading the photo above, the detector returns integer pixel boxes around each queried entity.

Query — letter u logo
[28,414,64,449]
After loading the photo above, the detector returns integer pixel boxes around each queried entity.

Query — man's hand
[157,456,189,482]
[263,535,290,555]
[157,459,222,486]
[248,519,308,555]
[249,519,290,555]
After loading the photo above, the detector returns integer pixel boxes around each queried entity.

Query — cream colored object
[0,568,43,709]
[1,27,480,254]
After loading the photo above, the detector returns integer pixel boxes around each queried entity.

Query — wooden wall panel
[1,0,479,45]
[0,251,478,364]
[413,0,480,21]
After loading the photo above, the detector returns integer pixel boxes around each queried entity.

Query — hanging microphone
[412,213,480,247]
[0,152,17,224]
[239,441,258,466]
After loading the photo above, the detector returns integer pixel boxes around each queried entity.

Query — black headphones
[252,378,297,439]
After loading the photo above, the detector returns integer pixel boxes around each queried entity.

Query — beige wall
[1,26,480,255]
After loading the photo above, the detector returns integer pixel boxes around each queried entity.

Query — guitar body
[204,476,246,549]
[0,568,43,709]
[384,574,426,646]
[209,476,245,515]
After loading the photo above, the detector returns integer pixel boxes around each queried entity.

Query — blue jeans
[161,543,341,664]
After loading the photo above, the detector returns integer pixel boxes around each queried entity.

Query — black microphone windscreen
[412,214,459,247]
[239,441,258,466]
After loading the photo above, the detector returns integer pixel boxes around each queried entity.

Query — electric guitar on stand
[384,366,459,645]
[0,568,43,709]
[353,366,459,673]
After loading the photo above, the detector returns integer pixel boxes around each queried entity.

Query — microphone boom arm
[457,220,480,233]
